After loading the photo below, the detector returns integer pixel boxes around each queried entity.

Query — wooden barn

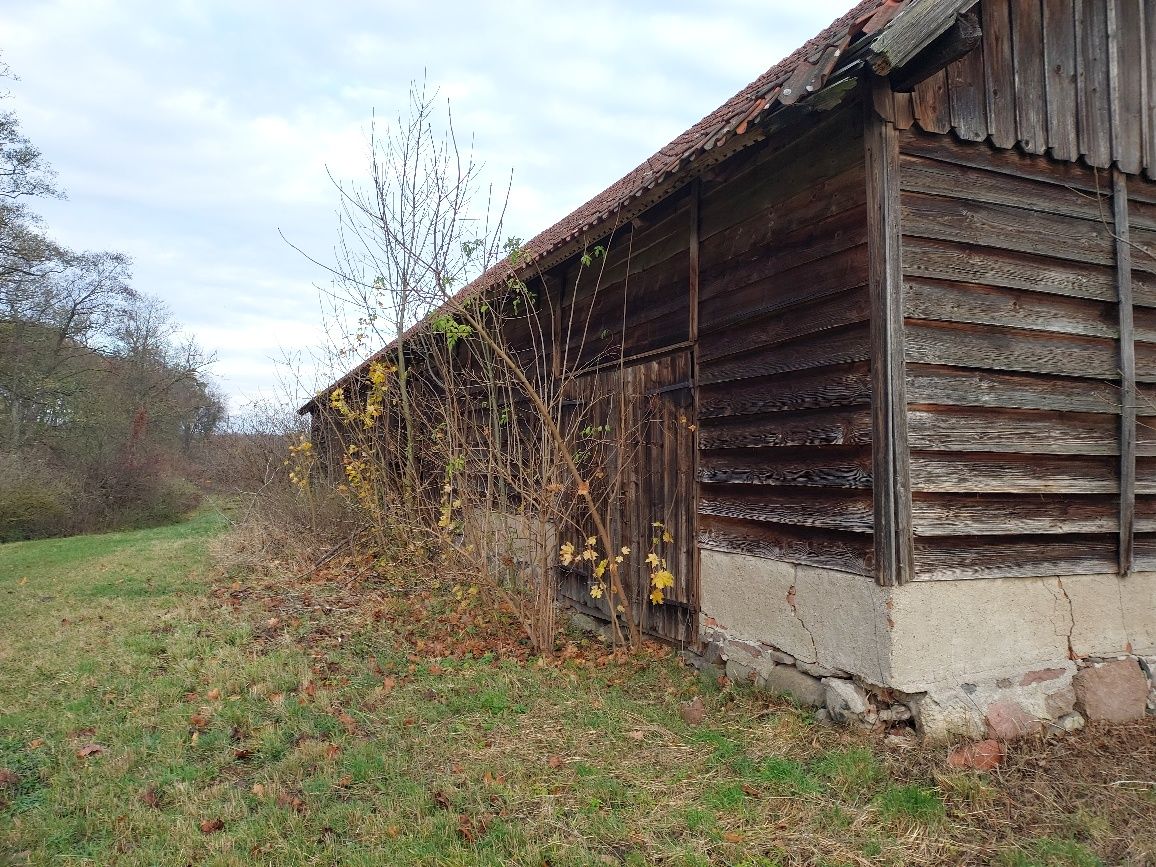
[306,0,1156,736]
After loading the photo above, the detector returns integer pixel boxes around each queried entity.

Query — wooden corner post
[865,79,915,586]
[1113,167,1136,576]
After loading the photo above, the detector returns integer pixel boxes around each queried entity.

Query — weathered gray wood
[907,406,1122,454]
[1042,0,1079,162]
[1109,0,1144,174]
[907,364,1121,413]
[1011,0,1048,154]
[912,69,953,133]
[911,492,1121,535]
[903,237,1120,303]
[913,535,1118,580]
[870,0,982,74]
[1115,168,1137,575]
[902,191,1116,266]
[699,488,874,534]
[983,0,1019,149]
[891,11,982,93]
[698,515,873,576]
[910,452,1119,493]
[904,278,1121,340]
[698,407,873,450]
[697,363,872,419]
[946,34,989,141]
[900,152,1107,222]
[904,320,1119,379]
[865,82,914,586]
[1075,0,1112,167]
[699,448,873,488]
[1145,0,1156,179]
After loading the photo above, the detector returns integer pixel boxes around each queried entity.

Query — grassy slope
[0,511,1149,866]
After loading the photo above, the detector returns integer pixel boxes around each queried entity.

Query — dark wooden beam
[688,176,703,650]
[889,11,982,93]
[869,0,980,75]
[1114,167,1136,576]
[865,80,914,586]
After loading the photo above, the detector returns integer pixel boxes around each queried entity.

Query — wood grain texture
[983,0,1019,149]
[1042,0,1080,162]
[1012,0,1048,154]
[866,85,914,586]
[1115,168,1137,574]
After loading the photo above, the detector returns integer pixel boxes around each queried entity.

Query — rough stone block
[1043,685,1077,719]
[985,700,1041,741]
[824,678,869,723]
[1073,660,1149,722]
[762,666,825,707]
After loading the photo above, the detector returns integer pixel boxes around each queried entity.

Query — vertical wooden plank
[1075,0,1113,167]
[893,92,916,130]
[1012,0,1049,154]
[912,69,953,134]
[1145,0,1156,178]
[1043,0,1079,162]
[687,183,701,643]
[1108,0,1143,174]
[984,0,1020,148]
[947,33,989,141]
[1114,168,1136,575]
[865,80,914,587]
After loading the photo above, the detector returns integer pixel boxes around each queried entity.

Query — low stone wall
[696,549,1156,740]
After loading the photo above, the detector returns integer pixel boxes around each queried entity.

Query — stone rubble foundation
[686,626,1156,742]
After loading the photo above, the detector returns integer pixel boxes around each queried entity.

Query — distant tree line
[0,60,222,541]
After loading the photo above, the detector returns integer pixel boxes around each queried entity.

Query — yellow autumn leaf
[650,589,665,604]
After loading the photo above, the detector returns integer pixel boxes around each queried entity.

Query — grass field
[1,508,1153,866]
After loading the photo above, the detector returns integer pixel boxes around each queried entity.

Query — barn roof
[304,0,972,412]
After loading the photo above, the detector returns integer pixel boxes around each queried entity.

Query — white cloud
[0,0,860,410]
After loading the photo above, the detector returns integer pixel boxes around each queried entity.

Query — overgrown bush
[0,454,75,542]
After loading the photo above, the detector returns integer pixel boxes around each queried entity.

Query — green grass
[0,508,1151,865]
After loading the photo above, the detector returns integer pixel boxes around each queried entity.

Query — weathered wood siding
[695,107,875,576]
[558,190,691,371]
[900,0,1156,180]
[898,127,1156,579]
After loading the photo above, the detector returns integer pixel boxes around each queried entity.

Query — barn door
[559,350,698,645]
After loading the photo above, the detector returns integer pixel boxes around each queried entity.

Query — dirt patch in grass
[2,516,1153,865]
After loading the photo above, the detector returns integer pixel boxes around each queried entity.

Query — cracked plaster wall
[699,550,1156,693]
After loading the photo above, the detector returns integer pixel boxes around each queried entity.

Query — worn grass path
[1,509,1151,866]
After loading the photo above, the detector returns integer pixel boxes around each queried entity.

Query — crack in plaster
[786,579,819,663]
[1053,578,1077,660]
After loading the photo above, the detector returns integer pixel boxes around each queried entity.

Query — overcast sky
[1,0,855,412]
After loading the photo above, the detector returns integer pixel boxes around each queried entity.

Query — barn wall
[695,105,875,577]
[901,0,1156,180]
[897,127,1156,579]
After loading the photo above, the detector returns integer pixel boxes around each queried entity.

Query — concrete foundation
[698,549,1156,739]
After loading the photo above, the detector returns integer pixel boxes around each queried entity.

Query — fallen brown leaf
[140,785,161,809]
[26,739,44,750]
[679,696,706,726]
[547,754,564,769]
[75,743,105,759]
[206,688,221,701]
[0,769,19,787]
[199,818,224,834]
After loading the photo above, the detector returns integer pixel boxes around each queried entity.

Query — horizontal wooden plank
[700,286,870,364]
[905,278,1121,339]
[903,237,1121,303]
[699,486,874,533]
[907,406,1122,455]
[1131,531,1156,571]
[699,324,871,386]
[903,191,1116,266]
[906,364,1121,413]
[910,493,1123,536]
[698,446,872,488]
[701,205,867,301]
[698,514,872,576]
[899,126,1108,193]
[900,152,1110,222]
[698,362,871,419]
[1133,226,1156,275]
[700,246,869,334]
[698,407,872,450]
[910,452,1120,493]
[701,164,866,265]
[912,534,1118,580]
[905,320,1119,379]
